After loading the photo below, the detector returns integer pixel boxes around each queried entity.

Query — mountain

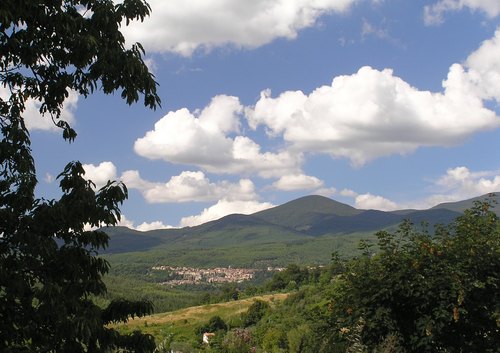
[432,193,500,216]
[252,195,361,231]
[101,193,498,261]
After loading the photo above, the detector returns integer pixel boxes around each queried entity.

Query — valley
[100,193,499,352]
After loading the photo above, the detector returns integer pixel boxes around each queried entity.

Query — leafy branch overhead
[0,1,161,352]
[0,0,161,140]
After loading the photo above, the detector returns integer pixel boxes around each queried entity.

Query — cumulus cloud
[115,215,135,229]
[135,30,500,177]
[180,199,275,227]
[135,220,174,231]
[134,95,301,178]
[247,39,500,166]
[335,167,500,211]
[314,187,338,197]
[424,0,500,25]
[82,161,118,189]
[422,166,500,206]
[273,174,324,191]
[466,29,500,102]
[121,0,357,56]
[338,188,399,210]
[340,188,358,198]
[0,87,78,132]
[354,193,399,211]
[116,215,174,231]
[121,169,258,203]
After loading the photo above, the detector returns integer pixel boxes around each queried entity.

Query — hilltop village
[151,265,284,286]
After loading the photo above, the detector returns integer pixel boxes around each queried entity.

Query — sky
[28,0,500,231]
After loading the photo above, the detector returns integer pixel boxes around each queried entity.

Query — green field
[113,293,288,345]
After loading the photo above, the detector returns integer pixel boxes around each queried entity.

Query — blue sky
[28,0,500,230]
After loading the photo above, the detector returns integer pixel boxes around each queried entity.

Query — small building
[202,332,216,344]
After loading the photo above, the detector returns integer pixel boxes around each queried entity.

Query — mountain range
[102,193,498,265]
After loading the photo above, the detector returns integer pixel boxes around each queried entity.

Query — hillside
[252,195,361,231]
[101,193,498,267]
[113,293,289,344]
[432,193,500,215]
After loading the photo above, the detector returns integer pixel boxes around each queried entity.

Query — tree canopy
[328,198,499,352]
[0,1,160,351]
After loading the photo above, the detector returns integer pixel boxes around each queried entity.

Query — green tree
[197,315,228,335]
[329,198,500,352]
[261,327,287,353]
[266,264,310,291]
[287,323,314,353]
[242,299,270,327]
[0,0,161,351]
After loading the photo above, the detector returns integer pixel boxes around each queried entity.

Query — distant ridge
[102,192,499,256]
[431,192,499,216]
[253,195,360,231]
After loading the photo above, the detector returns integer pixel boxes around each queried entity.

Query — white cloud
[136,220,174,231]
[248,59,499,166]
[424,0,500,25]
[115,215,136,229]
[134,95,301,178]
[340,188,358,197]
[180,199,275,227]
[333,167,499,211]
[0,87,78,132]
[314,187,338,197]
[116,215,175,231]
[121,169,258,203]
[466,29,500,102]
[82,161,118,189]
[121,0,357,56]
[134,30,500,178]
[427,166,500,204]
[354,193,398,211]
[143,57,158,75]
[273,174,324,191]
[339,188,399,211]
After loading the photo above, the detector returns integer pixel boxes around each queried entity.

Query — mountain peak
[252,195,360,230]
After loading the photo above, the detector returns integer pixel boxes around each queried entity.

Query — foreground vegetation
[118,198,499,352]
[1,0,161,351]
[113,294,288,348]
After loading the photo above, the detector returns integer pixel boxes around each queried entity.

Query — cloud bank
[273,174,324,191]
[424,166,500,206]
[135,30,500,176]
[179,199,274,227]
[121,170,258,203]
[122,0,357,56]
[116,215,174,231]
[134,95,301,178]
[248,63,498,166]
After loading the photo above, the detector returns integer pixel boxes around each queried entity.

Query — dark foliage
[0,1,160,351]
[329,197,500,352]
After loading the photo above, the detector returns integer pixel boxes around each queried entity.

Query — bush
[329,197,500,352]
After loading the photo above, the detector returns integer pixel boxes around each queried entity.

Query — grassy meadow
[112,293,289,345]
